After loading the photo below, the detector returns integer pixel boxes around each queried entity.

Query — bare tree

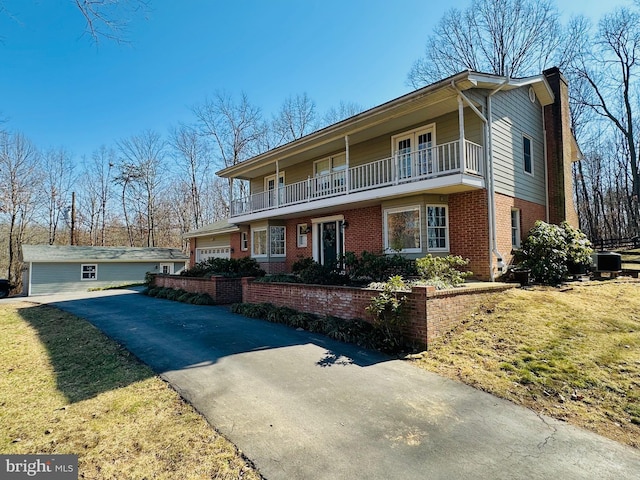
[271,93,318,145]
[407,0,561,87]
[116,130,167,247]
[77,146,116,245]
[193,91,265,201]
[41,147,75,245]
[321,101,365,126]
[73,0,150,43]
[168,124,210,230]
[567,5,640,236]
[1,1,149,44]
[0,131,42,288]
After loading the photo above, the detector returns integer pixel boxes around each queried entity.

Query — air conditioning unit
[592,252,622,273]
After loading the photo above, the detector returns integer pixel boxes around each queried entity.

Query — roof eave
[216,70,475,179]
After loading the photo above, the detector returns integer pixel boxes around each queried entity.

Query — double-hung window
[384,206,421,253]
[240,231,248,251]
[427,205,449,251]
[270,226,286,256]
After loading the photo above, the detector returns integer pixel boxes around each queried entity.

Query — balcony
[230,139,483,217]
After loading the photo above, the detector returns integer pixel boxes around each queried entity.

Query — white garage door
[196,247,231,263]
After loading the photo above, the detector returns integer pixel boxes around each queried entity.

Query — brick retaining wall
[242,278,514,349]
[152,274,242,304]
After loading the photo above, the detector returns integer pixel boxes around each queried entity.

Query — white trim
[160,263,174,275]
[426,205,450,252]
[231,175,483,224]
[311,214,344,224]
[81,263,98,281]
[391,123,436,156]
[311,215,345,264]
[269,225,286,257]
[297,224,308,248]
[264,172,285,191]
[511,208,521,248]
[383,205,422,253]
[252,228,268,257]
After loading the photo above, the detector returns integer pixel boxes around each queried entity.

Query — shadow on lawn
[18,304,153,404]
[19,292,389,403]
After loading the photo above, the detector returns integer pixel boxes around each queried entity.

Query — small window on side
[81,264,97,281]
[297,224,308,248]
[523,136,533,175]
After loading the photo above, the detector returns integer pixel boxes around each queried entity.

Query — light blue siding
[491,87,546,205]
[29,261,186,295]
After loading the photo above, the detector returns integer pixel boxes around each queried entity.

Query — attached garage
[21,245,189,296]
[184,219,241,268]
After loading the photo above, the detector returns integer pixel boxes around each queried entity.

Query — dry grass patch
[0,302,262,479]
[412,280,640,449]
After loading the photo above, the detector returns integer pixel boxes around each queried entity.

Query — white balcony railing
[231,139,483,217]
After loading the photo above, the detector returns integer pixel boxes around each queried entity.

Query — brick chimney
[543,67,580,227]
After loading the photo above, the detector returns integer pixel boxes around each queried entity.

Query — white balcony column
[229,177,234,215]
[345,135,350,194]
[458,95,466,171]
[275,160,280,207]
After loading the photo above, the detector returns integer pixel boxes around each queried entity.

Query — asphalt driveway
[30,289,640,480]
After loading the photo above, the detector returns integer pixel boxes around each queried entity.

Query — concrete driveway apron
[34,289,640,480]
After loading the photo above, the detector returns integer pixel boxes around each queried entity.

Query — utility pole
[70,191,76,246]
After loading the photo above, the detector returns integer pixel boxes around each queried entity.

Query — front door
[315,220,344,267]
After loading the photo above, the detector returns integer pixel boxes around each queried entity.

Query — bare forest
[0,92,363,289]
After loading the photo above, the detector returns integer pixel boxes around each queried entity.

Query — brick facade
[448,190,491,280]
[494,193,546,268]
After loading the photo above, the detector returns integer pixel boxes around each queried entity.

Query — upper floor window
[523,135,533,175]
[427,205,449,251]
[384,206,421,253]
[391,125,435,177]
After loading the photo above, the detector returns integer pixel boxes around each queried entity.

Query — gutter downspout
[452,80,506,281]
[542,104,549,222]
[487,80,509,281]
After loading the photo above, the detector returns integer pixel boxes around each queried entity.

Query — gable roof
[22,245,189,263]
[183,219,240,239]
[217,69,555,180]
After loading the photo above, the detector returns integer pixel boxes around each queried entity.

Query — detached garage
[21,245,189,296]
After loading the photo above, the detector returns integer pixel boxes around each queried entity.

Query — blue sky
[0,0,631,161]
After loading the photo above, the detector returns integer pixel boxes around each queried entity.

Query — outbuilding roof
[22,245,189,263]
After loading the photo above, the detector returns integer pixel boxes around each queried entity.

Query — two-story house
[185,67,579,281]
